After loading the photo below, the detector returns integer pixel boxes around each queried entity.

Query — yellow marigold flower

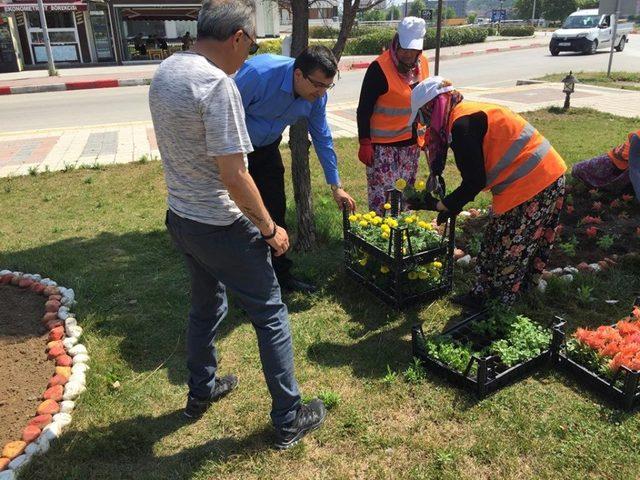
[359,220,369,227]
[358,258,367,266]
[415,180,426,192]
[369,211,377,217]
[354,213,362,220]
[348,214,358,222]
[380,265,390,274]
[381,231,390,239]
[418,271,428,280]
[418,221,429,229]
[432,261,443,269]
[372,217,382,225]
[408,271,418,280]
[424,223,434,230]
[394,178,407,191]
[404,216,415,224]
[381,224,391,233]
[383,203,392,210]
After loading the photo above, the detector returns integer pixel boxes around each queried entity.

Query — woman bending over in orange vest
[356,16,429,215]
[408,77,567,311]
[572,129,640,200]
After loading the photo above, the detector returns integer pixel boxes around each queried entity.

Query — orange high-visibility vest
[608,130,640,170]
[448,101,567,214]
[370,50,429,144]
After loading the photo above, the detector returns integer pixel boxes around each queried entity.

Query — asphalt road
[1,35,639,133]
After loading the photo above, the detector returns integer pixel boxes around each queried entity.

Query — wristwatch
[330,182,343,192]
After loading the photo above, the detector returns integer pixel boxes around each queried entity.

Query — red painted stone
[49,326,65,341]
[43,385,64,401]
[0,274,13,284]
[9,276,20,286]
[42,312,58,324]
[47,346,66,359]
[56,354,73,367]
[48,294,62,301]
[22,425,41,443]
[36,399,60,416]
[18,278,34,289]
[46,320,64,330]
[45,299,61,312]
[598,260,609,270]
[0,457,10,471]
[2,440,26,459]
[48,374,68,387]
[577,262,591,272]
[27,414,53,429]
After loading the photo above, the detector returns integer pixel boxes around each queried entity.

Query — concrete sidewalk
[0,33,551,95]
[2,78,639,179]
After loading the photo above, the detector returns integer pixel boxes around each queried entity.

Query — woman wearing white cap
[408,77,567,310]
[356,16,429,214]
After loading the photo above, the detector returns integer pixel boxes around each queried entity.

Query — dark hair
[293,45,338,78]
[197,0,256,41]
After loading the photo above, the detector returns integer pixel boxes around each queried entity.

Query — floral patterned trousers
[472,176,566,305]
[366,144,420,215]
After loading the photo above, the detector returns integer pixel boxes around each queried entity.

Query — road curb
[0,40,549,95]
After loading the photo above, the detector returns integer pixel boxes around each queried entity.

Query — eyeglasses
[303,73,335,90]
[242,30,259,55]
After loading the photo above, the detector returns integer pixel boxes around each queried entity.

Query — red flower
[610,199,621,209]
[555,224,564,237]
[622,194,634,202]
[586,226,598,238]
[592,201,602,211]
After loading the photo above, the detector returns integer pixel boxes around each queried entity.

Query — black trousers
[248,136,293,279]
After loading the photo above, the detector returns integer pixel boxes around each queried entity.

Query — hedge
[309,25,393,39]
[498,25,535,37]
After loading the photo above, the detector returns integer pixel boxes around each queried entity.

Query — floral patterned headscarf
[389,34,421,85]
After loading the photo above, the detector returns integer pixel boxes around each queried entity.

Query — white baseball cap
[408,76,455,126]
[397,16,426,51]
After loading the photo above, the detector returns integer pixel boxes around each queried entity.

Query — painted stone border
[450,209,637,294]
[0,270,88,480]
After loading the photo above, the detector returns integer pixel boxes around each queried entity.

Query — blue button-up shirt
[234,54,340,185]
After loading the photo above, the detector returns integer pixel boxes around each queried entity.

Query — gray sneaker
[274,398,327,450]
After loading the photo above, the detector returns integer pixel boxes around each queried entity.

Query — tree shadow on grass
[20,409,272,480]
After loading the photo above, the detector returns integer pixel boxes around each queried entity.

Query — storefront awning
[0,2,86,12]
[120,7,198,21]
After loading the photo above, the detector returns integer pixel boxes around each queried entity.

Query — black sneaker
[184,374,238,419]
[274,398,327,450]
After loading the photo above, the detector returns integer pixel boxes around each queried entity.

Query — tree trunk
[289,0,317,251]
[332,0,360,61]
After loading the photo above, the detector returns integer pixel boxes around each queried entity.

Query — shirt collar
[280,61,295,95]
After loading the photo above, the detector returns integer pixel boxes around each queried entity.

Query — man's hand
[333,187,356,212]
[265,225,290,257]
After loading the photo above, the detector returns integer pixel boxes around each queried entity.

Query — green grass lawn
[536,71,640,92]
[2,108,640,480]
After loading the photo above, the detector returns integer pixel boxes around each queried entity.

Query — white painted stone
[57,306,70,320]
[71,363,89,374]
[72,353,90,365]
[52,413,73,427]
[459,211,471,217]
[35,435,50,454]
[68,344,87,356]
[537,279,548,293]
[63,381,86,400]
[549,268,564,275]
[66,325,83,339]
[60,400,76,413]
[457,254,471,267]
[31,274,42,281]
[42,422,62,440]
[564,267,579,275]
[65,317,77,329]
[559,274,574,283]
[0,469,16,480]
[0,269,11,275]
[68,373,86,386]
[8,454,29,471]
[589,263,602,273]
[12,271,23,277]
[63,337,79,349]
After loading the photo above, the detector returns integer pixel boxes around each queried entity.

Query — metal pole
[434,0,443,75]
[36,0,56,76]
[404,0,408,17]
[606,0,620,77]
[531,0,536,25]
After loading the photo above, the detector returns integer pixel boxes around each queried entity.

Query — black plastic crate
[342,190,455,309]
[555,297,640,411]
[412,311,563,398]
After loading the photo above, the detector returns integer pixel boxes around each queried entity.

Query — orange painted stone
[36,399,60,415]
[27,414,53,429]
[0,457,9,471]
[30,282,46,294]
[22,425,41,443]
[43,286,60,296]
[46,320,64,331]
[56,355,73,367]
[46,340,64,351]
[45,299,61,312]
[49,326,65,341]
[18,278,33,289]
[2,440,26,459]
[48,294,62,301]
[42,312,58,324]
[43,385,64,401]
[55,366,72,378]
[48,374,69,387]
[47,346,66,359]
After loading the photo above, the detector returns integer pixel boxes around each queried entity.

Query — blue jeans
[165,209,301,427]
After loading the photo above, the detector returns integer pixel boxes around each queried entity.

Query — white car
[549,8,632,56]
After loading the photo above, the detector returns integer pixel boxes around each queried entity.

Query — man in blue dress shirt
[235,45,356,293]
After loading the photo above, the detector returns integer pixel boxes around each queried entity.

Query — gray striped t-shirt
[149,51,253,225]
